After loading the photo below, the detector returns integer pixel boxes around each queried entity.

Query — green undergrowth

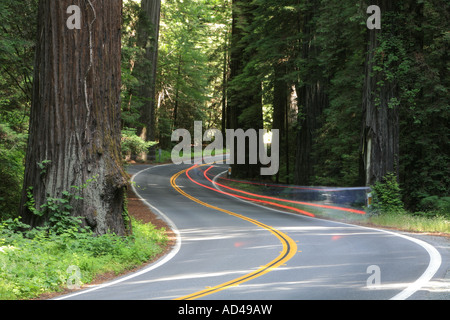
[0,218,168,300]
[369,212,449,234]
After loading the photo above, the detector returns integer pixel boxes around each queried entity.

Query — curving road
[57,162,449,301]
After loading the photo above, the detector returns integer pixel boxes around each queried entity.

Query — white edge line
[55,164,182,300]
[211,169,442,301]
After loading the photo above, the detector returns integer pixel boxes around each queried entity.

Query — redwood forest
[0,0,449,300]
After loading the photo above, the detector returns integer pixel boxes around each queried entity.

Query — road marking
[388,232,442,300]
[55,164,182,300]
[170,166,298,300]
[209,168,443,300]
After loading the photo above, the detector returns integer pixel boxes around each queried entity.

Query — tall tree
[360,0,400,186]
[0,0,38,220]
[135,0,161,159]
[294,0,329,186]
[310,0,366,187]
[155,0,231,149]
[0,0,37,132]
[248,0,303,184]
[228,0,263,178]
[20,0,128,235]
[396,0,449,210]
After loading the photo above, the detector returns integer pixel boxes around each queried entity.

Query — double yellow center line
[170,166,298,300]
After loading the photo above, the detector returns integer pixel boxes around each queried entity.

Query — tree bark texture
[136,0,161,157]
[228,0,263,179]
[360,0,399,186]
[20,0,127,235]
[295,81,328,186]
[273,62,292,184]
[294,0,328,186]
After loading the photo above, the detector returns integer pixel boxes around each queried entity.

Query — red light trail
[184,165,316,217]
[202,166,366,215]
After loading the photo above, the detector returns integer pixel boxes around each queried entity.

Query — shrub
[370,172,405,215]
[0,218,168,300]
[121,128,156,159]
[418,196,450,219]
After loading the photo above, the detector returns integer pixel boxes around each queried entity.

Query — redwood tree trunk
[360,0,399,186]
[20,0,127,235]
[136,0,161,159]
[273,62,289,184]
[295,81,328,186]
[228,0,263,179]
[294,0,328,186]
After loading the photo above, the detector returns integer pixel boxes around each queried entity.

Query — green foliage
[25,187,84,236]
[121,0,149,129]
[417,196,450,219]
[121,0,231,149]
[0,0,448,230]
[37,160,52,176]
[310,0,366,187]
[0,0,37,221]
[397,0,450,210]
[370,173,405,215]
[0,0,37,132]
[121,128,157,158]
[0,218,168,300]
[156,0,231,147]
[24,176,99,236]
[0,123,27,220]
[369,211,450,234]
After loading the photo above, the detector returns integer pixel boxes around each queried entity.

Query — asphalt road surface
[57,163,449,300]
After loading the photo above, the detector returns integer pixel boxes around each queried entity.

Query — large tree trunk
[360,0,399,186]
[136,0,161,160]
[228,0,263,179]
[20,0,127,235]
[295,81,328,185]
[294,0,328,186]
[221,29,230,136]
[273,62,290,184]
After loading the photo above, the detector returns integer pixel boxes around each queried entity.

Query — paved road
[57,163,449,300]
